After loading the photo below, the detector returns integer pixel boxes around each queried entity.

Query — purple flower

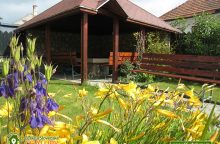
[39,72,47,85]
[30,115,38,128]
[0,82,14,98]
[47,98,59,111]
[34,81,46,97]
[7,72,19,88]
[24,73,33,82]
[30,109,51,128]
[0,82,7,98]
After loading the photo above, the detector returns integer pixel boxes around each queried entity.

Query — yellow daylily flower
[53,121,67,130]
[210,130,219,142]
[188,96,202,107]
[110,138,118,144]
[146,84,155,92]
[82,134,100,144]
[88,107,98,116]
[48,93,56,97]
[118,98,128,110]
[48,111,56,117]
[127,132,145,142]
[96,88,109,98]
[39,125,50,136]
[79,88,88,98]
[96,120,120,132]
[121,82,137,96]
[92,109,112,119]
[63,93,72,98]
[177,83,185,89]
[157,109,178,119]
[185,88,194,98]
[0,102,13,117]
[154,122,166,130]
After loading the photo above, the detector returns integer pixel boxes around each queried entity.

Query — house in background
[14,5,38,26]
[160,0,220,33]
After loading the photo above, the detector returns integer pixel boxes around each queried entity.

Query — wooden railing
[132,53,220,84]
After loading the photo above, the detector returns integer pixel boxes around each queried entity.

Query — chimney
[33,5,38,16]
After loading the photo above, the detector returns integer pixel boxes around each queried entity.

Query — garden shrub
[119,61,154,83]
[134,72,154,83]
[146,32,174,54]
[172,13,220,56]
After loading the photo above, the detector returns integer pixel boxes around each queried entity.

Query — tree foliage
[172,13,220,56]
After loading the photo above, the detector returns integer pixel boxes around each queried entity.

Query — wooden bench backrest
[51,52,77,65]
[109,52,138,65]
[141,53,220,79]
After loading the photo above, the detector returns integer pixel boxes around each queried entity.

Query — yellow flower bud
[78,88,88,98]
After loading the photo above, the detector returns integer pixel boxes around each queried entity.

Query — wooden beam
[45,24,51,64]
[81,13,88,84]
[112,18,119,83]
[141,27,146,49]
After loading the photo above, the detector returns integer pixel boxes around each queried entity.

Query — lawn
[48,78,220,118]
[48,79,98,117]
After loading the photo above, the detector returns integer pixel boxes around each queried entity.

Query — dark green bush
[172,13,220,56]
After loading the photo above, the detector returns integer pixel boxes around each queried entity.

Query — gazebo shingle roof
[18,0,180,33]
[161,0,220,21]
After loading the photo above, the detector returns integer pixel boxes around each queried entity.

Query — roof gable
[161,0,220,21]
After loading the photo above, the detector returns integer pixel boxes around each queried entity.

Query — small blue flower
[0,82,14,98]
[25,73,33,82]
[0,82,7,98]
[47,98,59,111]
[30,109,46,128]
[7,72,19,88]
[30,115,38,128]
[34,81,46,97]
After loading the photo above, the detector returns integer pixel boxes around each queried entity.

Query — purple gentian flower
[47,98,59,111]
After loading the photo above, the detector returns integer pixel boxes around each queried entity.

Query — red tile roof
[18,0,180,33]
[161,0,220,21]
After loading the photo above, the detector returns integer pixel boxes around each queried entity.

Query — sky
[0,0,187,24]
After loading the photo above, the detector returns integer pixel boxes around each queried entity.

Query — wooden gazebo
[16,0,180,84]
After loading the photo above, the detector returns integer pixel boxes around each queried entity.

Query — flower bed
[0,37,219,144]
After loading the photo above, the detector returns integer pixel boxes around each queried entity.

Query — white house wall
[167,12,220,33]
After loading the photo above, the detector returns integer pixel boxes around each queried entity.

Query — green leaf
[200,103,216,140]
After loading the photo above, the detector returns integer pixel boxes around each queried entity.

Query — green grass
[149,78,220,101]
[48,79,98,117]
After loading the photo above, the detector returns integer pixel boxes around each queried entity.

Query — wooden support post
[141,27,146,49]
[112,18,119,83]
[81,13,88,84]
[45,24,51,64]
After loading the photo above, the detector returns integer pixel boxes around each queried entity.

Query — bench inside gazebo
[16,0,180,84]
